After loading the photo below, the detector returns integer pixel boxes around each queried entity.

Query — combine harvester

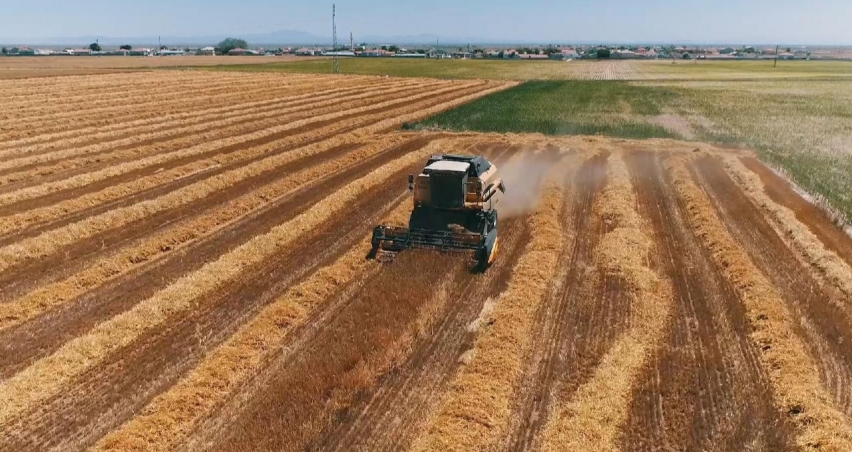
[371,154,506,270]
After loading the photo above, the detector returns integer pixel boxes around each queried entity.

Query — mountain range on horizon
[1,29,832,48]
[0,30,501,47]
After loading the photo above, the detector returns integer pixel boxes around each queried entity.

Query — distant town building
[611,49,636,59]
[295,47,321,56]
[226,48,257,56]
[200,46,216,55]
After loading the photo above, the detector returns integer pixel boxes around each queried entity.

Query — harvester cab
[371,154,506,269]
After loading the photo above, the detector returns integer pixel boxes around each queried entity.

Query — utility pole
[332,4,339,74]
[774,44,779,68]
[350,30,354,52]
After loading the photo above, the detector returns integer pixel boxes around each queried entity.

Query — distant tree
[597,48,611,58]
[497,50,504,59]
[216,37,248,55]
[119,44,132,50]
[160,45,168,50]
[785,47,792,53]
[89,42,102,52]
[1,47,6,55]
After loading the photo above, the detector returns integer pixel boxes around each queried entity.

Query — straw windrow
[667,156,852,451]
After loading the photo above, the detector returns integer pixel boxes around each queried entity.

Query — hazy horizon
[2,0,851,46]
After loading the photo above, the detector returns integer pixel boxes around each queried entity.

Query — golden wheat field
[1,70,852,452]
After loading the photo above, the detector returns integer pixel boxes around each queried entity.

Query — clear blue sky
[2,0,851,44]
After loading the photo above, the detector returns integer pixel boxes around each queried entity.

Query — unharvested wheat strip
[0,78,397,154]
[89,202,411,452]
[538,153,674,452]
[409,152,572,452]
[0,80,435,181]
[723,156,852,300]
[667,156,852,452]
[0,144,439,427]
[0,79,456,174]
[0,134,409,331]
[0,81,474,206]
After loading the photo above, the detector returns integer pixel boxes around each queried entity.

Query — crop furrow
[0,144,440,435]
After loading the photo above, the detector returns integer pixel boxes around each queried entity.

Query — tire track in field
[693,155,852,418]
[0,78,449,182]
[0,164,421,452]
[0,143,439,442]
[0,137,433,369]
[618,152,792,451]
[504,152,614,452]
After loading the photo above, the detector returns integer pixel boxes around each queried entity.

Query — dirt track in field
[1,71,851,452]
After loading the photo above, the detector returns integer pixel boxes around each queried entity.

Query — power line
[332,4,339,74]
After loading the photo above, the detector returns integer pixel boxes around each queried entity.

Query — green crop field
[191,57,852,81]
[407,81,677,139]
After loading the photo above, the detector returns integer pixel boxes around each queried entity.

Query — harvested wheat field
[1,70,852,452]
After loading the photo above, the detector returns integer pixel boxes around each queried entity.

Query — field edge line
[723,155,852,300]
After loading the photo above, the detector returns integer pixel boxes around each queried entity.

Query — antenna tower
[332,4,339,74]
